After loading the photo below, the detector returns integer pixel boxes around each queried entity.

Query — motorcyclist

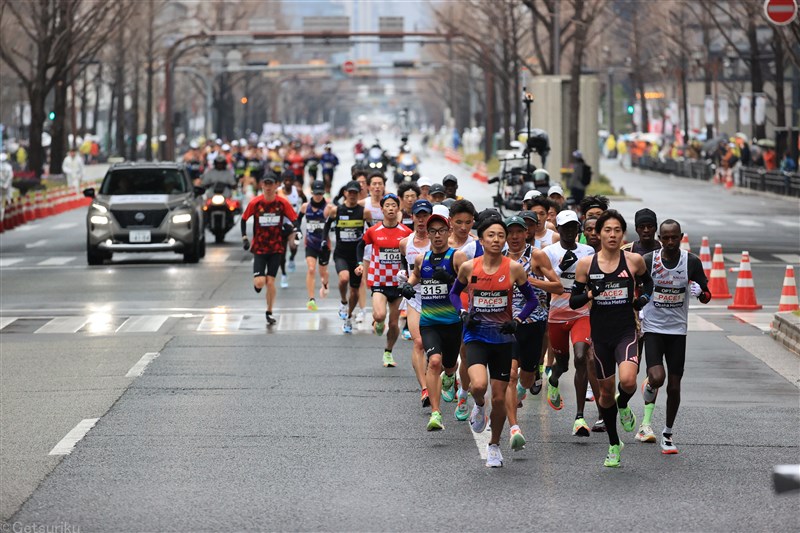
[354,138,365,155]
[394,145,419,184]
[201,155,237,197]
[320,144,339,194]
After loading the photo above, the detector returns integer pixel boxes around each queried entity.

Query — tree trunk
[631,11,649,133]
[144,0,154,161]
[28,86,46,178]
[50,78,69,175]
[773,27,786,129]
[130,55,140,161]
[484,63,495,162]
[80,69,88,136]
[92,65,102,135]
[747,17,765,139]
[106,83,116,154]
[703,24,714,139]
[114,28,126,157]
[567,0,586,152]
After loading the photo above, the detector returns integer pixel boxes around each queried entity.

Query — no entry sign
[764,0,798,25]
[342,60,356,74]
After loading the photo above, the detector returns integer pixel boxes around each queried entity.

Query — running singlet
[588,252,636,342]
[405,236,430,311]
[504,245,547,323]
[535,228,556,249]
[642,249,690,335]
[544,242,595,323]
[281,186,302,213]
[304,199,327,250]
[419,249,460,327]
[242,194,297,254]
[363,223,412,287]
[465,256,515,344]
[333,204,365,256]
[364,198,384,223]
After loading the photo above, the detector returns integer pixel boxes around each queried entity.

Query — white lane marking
[773,254,800,264]
[276,313,321,331]
[725,253,761,264]
[775,220,799,229]
[732,312,773,332]
[0,317,18,329]
[35,316,89,334]
[203,253,231,263]
[116,315,170,333]
[728,336,800,389]
[734,220,763,227]
[697,219,724,226]
[197,313,243,332]
[687,315,722,332]
[49,418,100,455]
[125,352,160,377]
[25,239,48,249]
[37,257,76,266]
[0,258,24,267]
[15,224,41,232]
[51,222,78,230]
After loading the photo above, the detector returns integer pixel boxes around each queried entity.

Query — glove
[500,319,519,334]
[396,270,409,284]
[400,282,416,300]
[588,280,606,297]
[633,294,650,311]
[460,310,480,330]
[320,239,328,250]
[281,223,294,237]
[558,250,578,272]
[242,237,250,251]
[690,282,702,297]
[432,267,455,284]
[293,232,303,245]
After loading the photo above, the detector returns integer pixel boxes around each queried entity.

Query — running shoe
[469,404,488,433]
[603,442,624,468]
[516,382,528,402]
[400,308,407,319]
[454,396,470,421]
[374,320,386,336]
[338,302,348,320]
[591,419,607,433]
[319,283,329,299]
[660,433,678,454]
[342,318,353,334]
[441,373,456,403]
[401,328,412,341]
[307,299,318,311]
[382,351,396,368]
[486,444,504,468]
[636,424,656,443]
[529,373,543,395]
[280,274,289,289]
[572,417,591,437]
[426,411,444,431]
[265,312,277,326]
[642,377,657,403]
[509,427,526,451]
[547,382,563,410]
[616,393,637,432]
[287,259,296,273]
[355,308,365,323]
[586,383,595,402]
[421,388,430,408]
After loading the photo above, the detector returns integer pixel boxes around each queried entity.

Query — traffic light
[48,111,56,120]
[240,97,248,105]
[626,105,634,115]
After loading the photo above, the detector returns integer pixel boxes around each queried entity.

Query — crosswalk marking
[0,258,24,267]
[37,257,76,266]
[734,220,763,227]
[0,317,18,330]
[51,222,78,230]
[697,219,724,226]
[116,315,170,333]
[204,253,231,263]
[725,253,761,264]
[687,315,722,332]
[775,220,799,229]
[25,239,48,249]
[197,313,244,332]
[772,254,800,264]
[35,316,89,334]
[732,312,773,332]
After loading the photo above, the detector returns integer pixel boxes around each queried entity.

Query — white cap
[417,176,432,188]
[221,143,231,151]
[432,204,450,218]
[556,210,580,226]
[231,140,239,147]
[523,189,542,201]
[548,185,564,197]
[189,141,199,149]
[215,138,222,145]
[0,153,7,162]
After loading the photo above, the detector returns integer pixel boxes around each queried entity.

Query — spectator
[568,150,588,204]
[763,148,777,171]
[0,153,13,224]
[62,147,85,194]
[780,151,797,173]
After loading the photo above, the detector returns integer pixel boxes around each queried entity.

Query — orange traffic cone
[724,172,734,189]
[728,251,762,310]
[699,237,712,279]
[778,266,799,312]
[708,244,732,299]
[680,234,691,252]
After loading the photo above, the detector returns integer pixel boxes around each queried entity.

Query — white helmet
[221,143,231,151]
[0,153,7,162]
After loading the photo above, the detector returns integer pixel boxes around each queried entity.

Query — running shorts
[644,332,687,377]
[512,321,547,373]
[305,246,330,266]
[334,253,362,288]
[466,341,513,382]
[420,322,462,369]
[371,286,402,303]
[253,253,282,278]
[548,316,592,356]
[592,330,639,380]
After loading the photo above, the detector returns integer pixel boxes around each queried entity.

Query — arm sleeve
[516,281,540,322]
[569,281,591,309]
[322,216,333,239]
[293,210,304,230]
[448,278,466,313]
[240,217,248,237]
[636,264,654,297]
[356,240,367,262]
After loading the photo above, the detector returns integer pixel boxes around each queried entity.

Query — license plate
[129,230,151,243]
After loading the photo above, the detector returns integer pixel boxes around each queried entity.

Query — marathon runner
[298,180,330,311]
[622,208,661,255]
[570,209,654,467]
[528,196,560,248]
[356,193,412,367]
[638,219,711,452]
[241,173,298,325]
[578,195,609,245]
[449,215,540,467]
[583,216,601,252]
[401,210,467,430]
[277,169,306,288]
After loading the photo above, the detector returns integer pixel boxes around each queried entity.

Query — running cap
[556,210,580,226]
[311,180,325,193]
[432,204,450,218]
[427,214,450,228]
[572,150,583,159]
[412,199,433,214]
[548,185,565,197]
[518,210,538,224]
[504,215,527,229]
[523,189,542,201]
[417,176,432,188]
[429,183,446,197]
[261,172,278,183]
[634,208,657,227]
[442,174,458,184]
[344,180,361,192]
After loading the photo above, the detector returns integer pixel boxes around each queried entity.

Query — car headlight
[91,203,108,214]
[211,194,225,206]
[172,213,192,224]
[90,215,109,225]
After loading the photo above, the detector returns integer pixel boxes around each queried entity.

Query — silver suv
[84,162,206,265]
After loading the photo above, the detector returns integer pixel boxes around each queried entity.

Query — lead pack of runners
[241,159,711,469]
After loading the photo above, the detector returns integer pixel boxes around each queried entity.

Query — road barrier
[728,251,762,310]
[680,234,691,252]
[1,186,93,232]
[699,237,712,279]
[709,244,733,299]
[471,161,488,183]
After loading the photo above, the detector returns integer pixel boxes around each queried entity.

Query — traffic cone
[3,199,16,230]
[699,236,712,279]
[728,251,762,310]
[708,244,732,299]
[778,266,799,312]
[10,198,23,228]
[680,234,691,252]
[724,172,734,189]
[23,194,35,222]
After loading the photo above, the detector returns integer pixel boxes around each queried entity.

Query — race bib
[339,229,358,242]
[307,221,324,232]
[258,214,280,227]
[421,279,448,297]
[472,290,508,313]
[594,281,628,304]
[653,286,686,308]
[560,272,576,291]
[379,247,401,265]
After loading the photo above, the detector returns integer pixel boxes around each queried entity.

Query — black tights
[598,402,620,445]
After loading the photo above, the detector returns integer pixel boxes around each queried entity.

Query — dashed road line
[125,352,160,378]
[49,418,99,456]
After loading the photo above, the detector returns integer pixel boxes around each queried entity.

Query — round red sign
[342,60,356,74]
[764,0,798,25]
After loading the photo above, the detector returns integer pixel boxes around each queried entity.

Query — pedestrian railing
[740,168,800,197]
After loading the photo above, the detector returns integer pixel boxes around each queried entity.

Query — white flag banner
[754,93,766,126]
[740,95,751,126]
[633,103,642,127]
[718,96,729,124]
[704,96,714,125]
[669,101,679,124]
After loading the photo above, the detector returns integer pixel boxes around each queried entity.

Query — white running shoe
[280,275,289,289]
[636,424,656,443]
[486,444,504,468]
[287,260,296,273]
[586,383,595,402]
[660,433,678,454]
[355,308,365,323]
[338,302,348,320]
[342,318,353,334]
[469,404,488,433]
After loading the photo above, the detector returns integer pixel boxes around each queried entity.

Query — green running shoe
[604,442,625,468]
[615,393,636,432]
[441,372,456,402]
[547,382,563,410]
[382,351,396,368]
[516,381,528,402]
[509,427,526,451]
[427,411,444,431]
[454,396,470,421]
[572,417,591,437]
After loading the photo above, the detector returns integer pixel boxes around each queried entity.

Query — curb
[771,311,800,356]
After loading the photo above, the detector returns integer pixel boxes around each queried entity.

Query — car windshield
[101,169,187,195]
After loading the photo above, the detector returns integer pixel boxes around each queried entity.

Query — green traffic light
[626,105,634,114]
[48,111,56,120]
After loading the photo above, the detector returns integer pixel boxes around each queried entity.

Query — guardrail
[740,168,800,197]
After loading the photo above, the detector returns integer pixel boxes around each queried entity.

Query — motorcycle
[393,153,419,184]
[203,182,242,244]
[367,145,388,170]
